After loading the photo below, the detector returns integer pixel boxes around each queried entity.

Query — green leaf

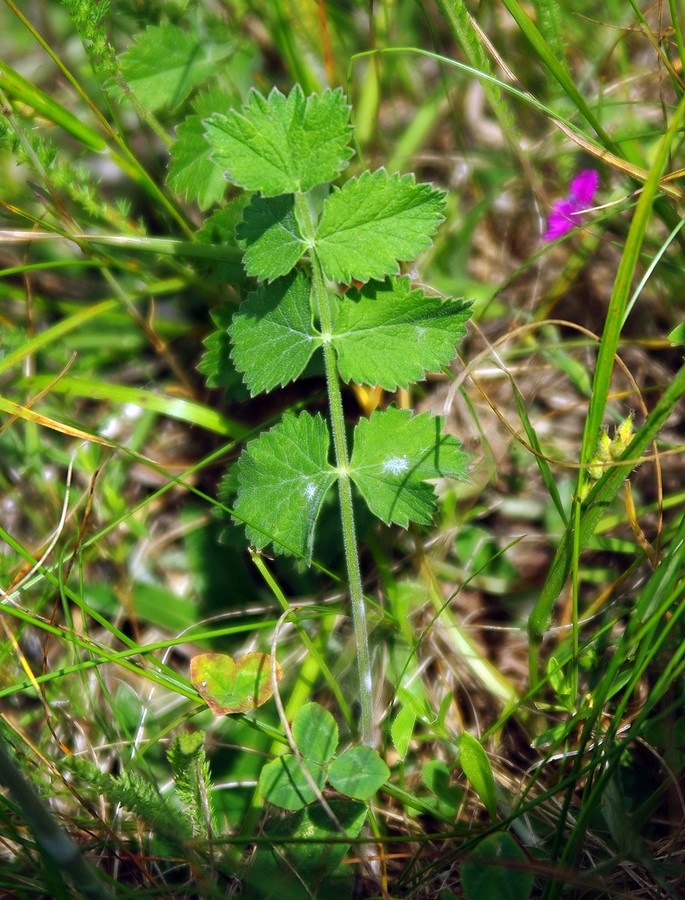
[197,302,249,402]
[237,194,307,281]
[459,732,498,821]
[195,202,248,284]
[168,90,234,209]
[120,23,228,110]
[349,406,469,527]
[234,412,338,560]
[328,746,390,800]
[315,170,446,283]
[332,277,471,389]
[390,705,416,760]
[189,651,282,715]
[248,800,367,897]
[421,760,463,818]
[461,833,533,900]
[292,702,339,765]
[259,754,326,811]
[204,85,353,196]
[668,322,685,345]
[229,272,321,395]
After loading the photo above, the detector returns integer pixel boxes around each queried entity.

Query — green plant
[200,85,472,746]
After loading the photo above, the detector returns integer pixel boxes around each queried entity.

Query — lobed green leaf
[168,90,234,209]
[332,276,471,389]
[204,85,353,196]
[237,194,307,281]
[233,412,337,560]
[349,406,469,527]
[120,23,228,110]
[229,271,321,395]
[315,170,446,283]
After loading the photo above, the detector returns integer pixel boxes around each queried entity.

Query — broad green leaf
[229,272,321,395]
[190,652,282,715]
[197,302,248,401]
[237,194,307,281]
[390,705,416,760]
[204,86,353,196]
[120,23,229,110]
[461,833,533,900]
[234,412,337,559]
[248,800,366,897]
[259,754,326,811]
[332,277,471,389]
[292,703,338,766]
[421,760,463,818]
[459,732,498,822]
[195,201,248,284]
[668,322,685,345]
[315,170,446,283]
[328,746,389,800]
[349,407,469,527]
[168,90,234,209]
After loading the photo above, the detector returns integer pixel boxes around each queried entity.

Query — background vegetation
[1,1,684,897]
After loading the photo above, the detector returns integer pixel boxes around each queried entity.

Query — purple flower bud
[544,169,599,241]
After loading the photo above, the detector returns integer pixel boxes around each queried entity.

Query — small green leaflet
[259,703,337,810]
[668,322,685,345]
[234,412,337,560]
[349,406,469,526]
[328,746,390,800]
[459,732,498,821]
[315,170,446,283]
[168,89,235,209]
[120,23,229,110]
[204,86,353,196]
[461,833,534,900]
[195,202,248,284]
[229,271,321,395]
[259,755,327,810]
[197,302,249,401]
[237,194,307,281]
[332,276,472,389]
[190,651,282,715]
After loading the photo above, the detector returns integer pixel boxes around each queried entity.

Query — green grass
[1,1,685,897]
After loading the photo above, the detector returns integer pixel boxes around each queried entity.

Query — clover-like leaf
[229,272,321,395]
[292,703,338,766]
[259,755,326,811]
[349,406,469,526]
[120,23,229,110]
[190,651,282,715]
[256,800,367,892]
[237,194,307,281]
[168,89,235,209]
[461,833,534,900]
[332,277,471,389]
[204,86,353,196]
[234,412,338,560]
[328,746,389,800]
[315,170,446,283]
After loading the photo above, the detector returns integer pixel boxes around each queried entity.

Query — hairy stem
[294,192,374,747]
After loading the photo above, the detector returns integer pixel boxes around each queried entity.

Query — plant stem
[295,192,374,747]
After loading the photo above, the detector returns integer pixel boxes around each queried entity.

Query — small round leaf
[328,746,389,800]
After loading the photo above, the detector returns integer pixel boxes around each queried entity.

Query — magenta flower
[544,169,599,241]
